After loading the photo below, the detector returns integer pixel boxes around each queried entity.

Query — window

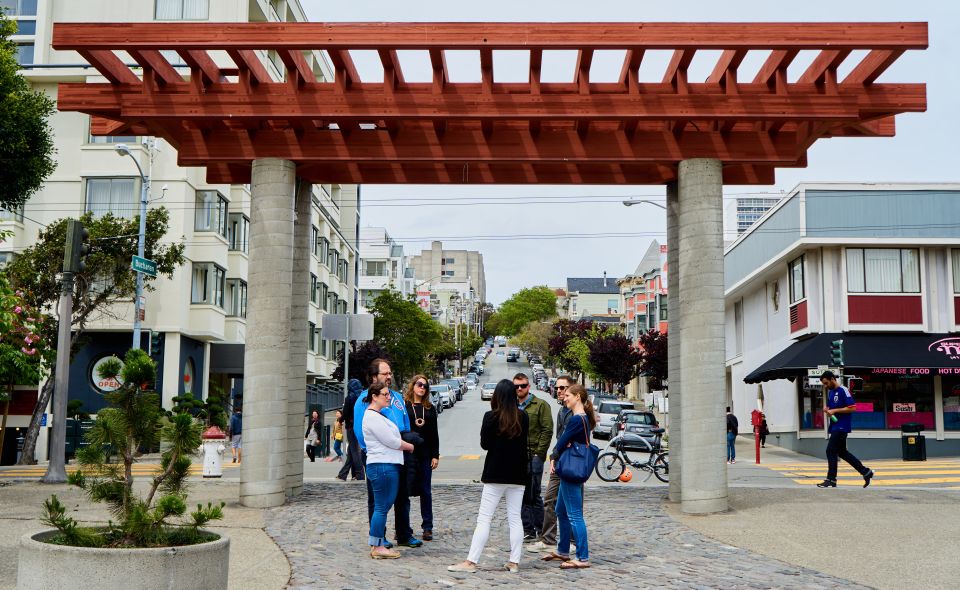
[1,0,36,16]
[846,248,920,294]
[13,20,36,35]
[607,299,618,312]
[0,205,24,222]
[953,250,960,294]
[319,329,328,357]
[339,299,348,314]
[327,247,337,269]
[227,213,249,252]
[311,226,319,256]
[788,255,805,303]
[734,299,744,356]
[442,270,455,277]
[195,190,228,236]
[225,279,247,317]
[0,251,16,268]
[310,274,318,304]
[364,260,387,277]
[443,257,455,264]
[85,178,137,219]
[944,376,960,431]
[88,133,137,145]
[329,293,339,314]
[391,261,398,279]
[191,262,225,307]
[636,313,647,332]
[308,321,317,352]
[319,237,329,263]
[659,299,668,321]
[339,259,349,283]
[155,0,208,20]
[14,43,32,65]
[320,282,329,311]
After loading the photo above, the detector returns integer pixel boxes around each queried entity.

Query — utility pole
[43,220,88,483]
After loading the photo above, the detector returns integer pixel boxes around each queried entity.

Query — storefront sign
[91,356,124,393]
[929,337,960,360]
[855,402,874,412]
[893,402,916,413]
[871,368,932,375]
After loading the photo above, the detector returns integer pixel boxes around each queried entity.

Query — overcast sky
[301,1,958,305]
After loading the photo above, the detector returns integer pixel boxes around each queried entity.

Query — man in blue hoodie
[353,358,421,548]
[337,378,366,481]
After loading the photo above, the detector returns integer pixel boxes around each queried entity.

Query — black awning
[210,343,244,374]
[743,333,960,384]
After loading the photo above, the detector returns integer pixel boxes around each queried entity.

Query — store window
[225,279,247,318]
[799,380,826,430]
[944,377,960,431]
[155,0,209,20]
[788,255,805,303]
[846,248,920,293]
[227,213,248,252]
[191,262,225,307]
[85,178,137,219]
[802,374,935,430]
[195,190,228,236]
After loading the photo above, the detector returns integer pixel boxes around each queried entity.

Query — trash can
[900,422,926,461]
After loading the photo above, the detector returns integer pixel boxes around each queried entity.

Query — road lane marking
[459,455,481,460]
[793,476,960,486]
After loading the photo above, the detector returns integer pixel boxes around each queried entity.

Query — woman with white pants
[449,379,530,573]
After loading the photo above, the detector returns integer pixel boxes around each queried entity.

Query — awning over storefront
[744,333,960,384]
[210,343,244,374]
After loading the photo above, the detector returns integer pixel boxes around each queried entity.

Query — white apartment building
[0,0,359,462]
[407,241,486,327]
[358,227,412,313]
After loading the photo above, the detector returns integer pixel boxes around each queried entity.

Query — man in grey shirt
[529,375,574,553]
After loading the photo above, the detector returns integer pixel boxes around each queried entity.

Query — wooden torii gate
[52,21,926,512]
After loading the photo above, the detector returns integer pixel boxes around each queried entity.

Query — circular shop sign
[91,355,124,393]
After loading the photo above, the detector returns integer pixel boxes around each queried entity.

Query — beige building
[406,241,486,327]
[0,0,359,462]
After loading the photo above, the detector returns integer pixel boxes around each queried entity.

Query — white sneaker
[527,540,552,553]
[447,562,477,573]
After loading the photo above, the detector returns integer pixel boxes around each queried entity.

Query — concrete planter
[17,530,229,590]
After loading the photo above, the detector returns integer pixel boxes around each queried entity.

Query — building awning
[743,333,960,384]
[209,343,244,374]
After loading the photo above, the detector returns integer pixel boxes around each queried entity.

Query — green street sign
[131,255,157,277]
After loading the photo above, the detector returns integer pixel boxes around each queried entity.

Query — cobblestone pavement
[266,482,865,589]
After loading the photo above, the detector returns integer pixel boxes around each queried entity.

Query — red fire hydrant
[201,425,227,478]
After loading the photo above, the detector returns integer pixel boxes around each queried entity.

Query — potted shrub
[17,349,230,590]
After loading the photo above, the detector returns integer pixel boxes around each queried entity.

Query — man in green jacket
[514,372,554,540]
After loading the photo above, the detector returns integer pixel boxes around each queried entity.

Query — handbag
[555,415,600,484]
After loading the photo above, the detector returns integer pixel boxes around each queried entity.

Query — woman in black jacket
[304,410,321,462]
[404,374,440,541]
[449,379,529,574]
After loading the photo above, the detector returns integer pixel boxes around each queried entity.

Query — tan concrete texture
[0,480,288,590]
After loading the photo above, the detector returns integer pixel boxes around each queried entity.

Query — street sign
[40,413,47,427]
[131,255,157,277]
[321,314,374,341]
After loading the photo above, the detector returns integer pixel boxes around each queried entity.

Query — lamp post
[115,143,149,350]
[622,198,667,210]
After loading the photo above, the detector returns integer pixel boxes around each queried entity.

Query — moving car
[506,351,518,362]
[593,400,636,439]
[609,410,661,451]
[433,383,455,409]
[465,373,478,389]
[481,382,496,401]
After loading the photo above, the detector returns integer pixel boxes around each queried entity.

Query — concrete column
[286,180,312,497]
[677,159,728,515]
[666,181,682,503]
[240,158,296,509]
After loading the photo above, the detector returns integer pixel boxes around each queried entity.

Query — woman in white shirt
[362,379,414,559]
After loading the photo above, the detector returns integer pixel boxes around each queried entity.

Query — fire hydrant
[201,425,227,478]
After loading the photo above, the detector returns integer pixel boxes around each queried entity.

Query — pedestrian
[304,409,321,462]
[726,406,738,464]
[353,359,422,548]
[325,410,344,462]
[514,372,553,542]
[546,383,595,570]
[448,379,529,573]
[229,406,242,464]
[760,415,769,448]
[404,374,440,541]
[817,371,875,488]
[362,379,416,559]
[529,375,575,554]
[338,378,366,481]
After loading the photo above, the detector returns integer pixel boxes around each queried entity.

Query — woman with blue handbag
[548,383,598,569]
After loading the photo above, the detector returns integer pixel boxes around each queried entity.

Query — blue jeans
[333,439,343,458]
[364,452,413,542]
[556,479,588,562]
[522,456,545,536]
[727,432,737,462]
[418,456,434,531]
[367,463,400,546]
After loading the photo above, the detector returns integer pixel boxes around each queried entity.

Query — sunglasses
[556,385,568,391]
[515,383,529,390]
[415,381,428,388]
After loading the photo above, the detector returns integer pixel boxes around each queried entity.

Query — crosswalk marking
[757,459,960,487]
[0,464,239,478]
[458,455,481,460]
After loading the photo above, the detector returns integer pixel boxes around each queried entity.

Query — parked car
[537,376,548,391]
[587,389,617,406]
[609,410,661,451]
[481,382,496,401]
[429,385,443,414]
[433,383,455,409]
[593,400,636,439]
[442,378,465,401]
[465,373,478,389]
[496,351,505,357]
[547,378,557,397]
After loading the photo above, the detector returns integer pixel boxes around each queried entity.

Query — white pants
[466,483,524,565]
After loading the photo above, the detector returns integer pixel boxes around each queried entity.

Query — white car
[593,400,636,440]
[433,384,455,408]
[481,382,496,401]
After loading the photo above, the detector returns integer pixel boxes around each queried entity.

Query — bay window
[225,279,247,317]
[788,255,805,303]
[85,178,137,219]
[191,262,225,307]
[195,190,228,236]
[227,213,249,252]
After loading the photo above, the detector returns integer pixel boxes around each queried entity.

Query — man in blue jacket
[353,358,421,548]
[817,371,875,488]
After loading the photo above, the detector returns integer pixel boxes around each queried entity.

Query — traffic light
[150,331,162,357]
[63,219,90,273]
[830,339,845,367]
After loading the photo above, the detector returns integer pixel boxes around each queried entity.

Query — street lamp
[115,143,150,350]
[622,198,667,210]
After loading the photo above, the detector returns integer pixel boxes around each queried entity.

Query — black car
[610,410,662,451]
[506,352,518,362]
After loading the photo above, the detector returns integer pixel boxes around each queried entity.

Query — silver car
[593,400,636,440]
[481,382,496,401]
[433,383,455,408]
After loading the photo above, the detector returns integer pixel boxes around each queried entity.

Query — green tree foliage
[548,319,594,378]
[637,329,669,390]
[8,210,184,464]
[45,349,222,548]
[432,327,483,375]
[0,11,56,210]
[588,330,643,391]
[369,290,442,383]
[512,319,554,361]
[486,286,557,337]
[170,382,227,430]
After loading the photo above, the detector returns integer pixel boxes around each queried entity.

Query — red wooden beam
[77,50,139,85]
[752,49,798,86]
[226,49,273,85]
[53,22,929,51]
[843,49,905,85]
[128,49,184,86]
[706,49,747,84]
[328,49,360,90]
[279,49,317,86]
[178,49,223,85]
[618,48,644,93]
[797,49,851,84]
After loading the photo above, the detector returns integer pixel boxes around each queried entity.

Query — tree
[548,319,594,378]
[638,330,669,391]
[512,319,554,361]
[588,331,643,391]
[333,340,390,385]
[0,11,56,211]
[8,210,185,464]
[368,291,442,383]
[487,286,557,336]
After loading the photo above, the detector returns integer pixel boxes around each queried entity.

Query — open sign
[91,356,124,393]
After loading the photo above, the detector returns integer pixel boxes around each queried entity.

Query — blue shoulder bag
[555,415,600,484]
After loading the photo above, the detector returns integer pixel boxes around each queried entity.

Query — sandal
[541,552,570,562]
[560,560,591,569]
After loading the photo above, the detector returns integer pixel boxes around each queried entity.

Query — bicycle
[594,427,669,483]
